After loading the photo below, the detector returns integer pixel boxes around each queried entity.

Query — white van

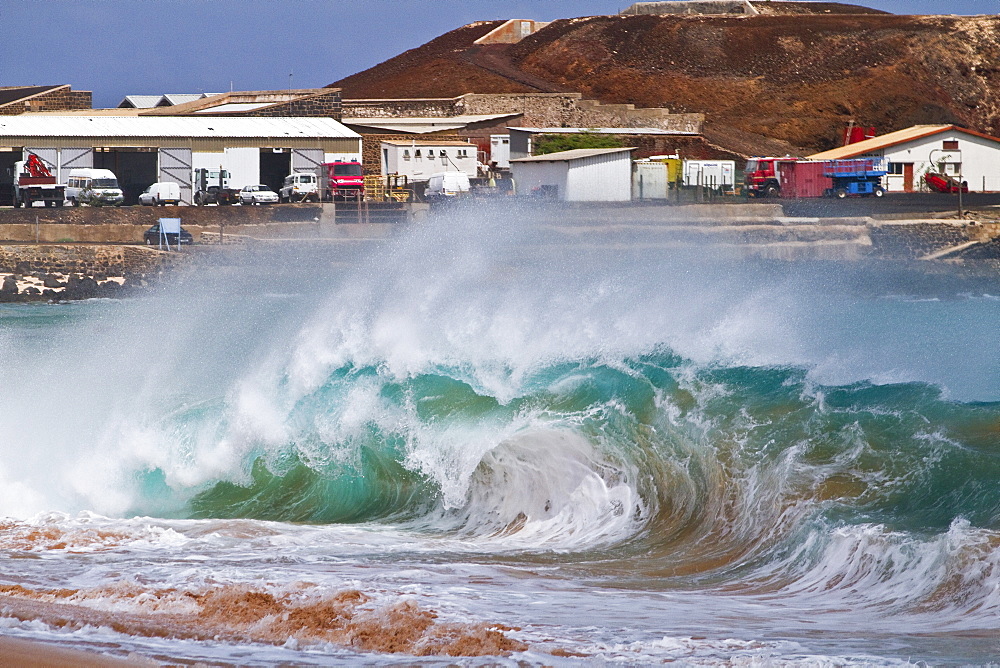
[279,172,318,203]
[425,171,470,200]
[65,168,124,206]
[139,182,181,206]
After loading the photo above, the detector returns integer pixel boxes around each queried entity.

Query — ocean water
[0,204,999,665]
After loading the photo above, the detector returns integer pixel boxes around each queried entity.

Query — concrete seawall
[1,203,998,287]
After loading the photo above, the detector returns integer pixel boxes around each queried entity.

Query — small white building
[510,147,635,201]
[380,140,478,182]
[808,124,1000,193]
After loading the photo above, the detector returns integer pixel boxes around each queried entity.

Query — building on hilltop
[621,1,758,15]
[473,20,550,44]
[0,86,92,115]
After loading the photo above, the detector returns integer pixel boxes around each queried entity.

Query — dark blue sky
[1,0,995,108]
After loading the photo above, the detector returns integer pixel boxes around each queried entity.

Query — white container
[682,160,735,187]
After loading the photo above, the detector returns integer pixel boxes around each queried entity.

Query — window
[943,140,959,150]
[403,150,410,160]
[457,149,468,158]
[414,149,421,158]
[887,163,904,175]
[439,150,447,157]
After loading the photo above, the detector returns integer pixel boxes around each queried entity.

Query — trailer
[777,160,830,198]
[823,158,887,198]
[924,172,968,193]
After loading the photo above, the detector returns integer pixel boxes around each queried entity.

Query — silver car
[238,184,279,205]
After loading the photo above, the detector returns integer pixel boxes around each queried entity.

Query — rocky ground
[330,5,1000,154]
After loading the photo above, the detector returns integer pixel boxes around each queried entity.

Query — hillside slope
[331,10,1000,152]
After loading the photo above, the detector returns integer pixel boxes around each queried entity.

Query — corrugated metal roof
[120,95,163,109]
[162,94,210,106]
[807,125,1000,160]
[0,115,361,139]
[511,147,635,162]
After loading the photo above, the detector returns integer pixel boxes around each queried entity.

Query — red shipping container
[778,160,833,198]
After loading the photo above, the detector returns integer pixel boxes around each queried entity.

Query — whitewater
[0,203,998,665]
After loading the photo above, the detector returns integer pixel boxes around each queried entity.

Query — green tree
[533,131,623,155]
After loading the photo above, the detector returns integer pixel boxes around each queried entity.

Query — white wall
[860,132,1000,192]
[381,143,477,182]
[223,147,260,190]
[511,161,568,198]
[565,153,633,201]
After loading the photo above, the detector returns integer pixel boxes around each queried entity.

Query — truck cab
[193,168,237,206]
[744,157,789,197]
[318,160,364,200]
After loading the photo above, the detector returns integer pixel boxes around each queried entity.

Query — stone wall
[343,93,704,133]
[868,222,973,258]
[343,99,459,119]
[243,90,342,120]
[0,244,170,276]
[0,205,325,243]
[0,85,92,115]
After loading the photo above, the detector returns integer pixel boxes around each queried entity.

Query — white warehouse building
[808,124,1000,193]
[0,115,361,205]
[510,147,635,201]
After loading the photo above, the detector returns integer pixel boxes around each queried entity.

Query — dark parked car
[143,223,193,246]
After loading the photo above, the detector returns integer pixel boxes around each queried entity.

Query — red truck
[747,157,888,198]
[12,154,65,208]
[317,160,364,200]
[744,157,799,197]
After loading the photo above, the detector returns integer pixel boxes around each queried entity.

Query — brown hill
[331,8,1000,153]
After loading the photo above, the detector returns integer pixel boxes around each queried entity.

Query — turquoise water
[0,209,999,664]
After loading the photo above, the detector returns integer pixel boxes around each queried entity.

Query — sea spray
[0,202,998,663]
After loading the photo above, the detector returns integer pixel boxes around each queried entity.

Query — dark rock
[23,286,40,296]
[1,276,18,295]
[65,276,99,300]
[43,275,66,288]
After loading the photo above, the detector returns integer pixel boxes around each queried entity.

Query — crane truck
[12,154,65,208]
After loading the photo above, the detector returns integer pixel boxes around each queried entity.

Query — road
[779,192,1000,218]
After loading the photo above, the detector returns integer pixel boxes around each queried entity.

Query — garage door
[159,148,193,204]
[291,148,324,173]
[24,148,58,175]
[60,148,93,181]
